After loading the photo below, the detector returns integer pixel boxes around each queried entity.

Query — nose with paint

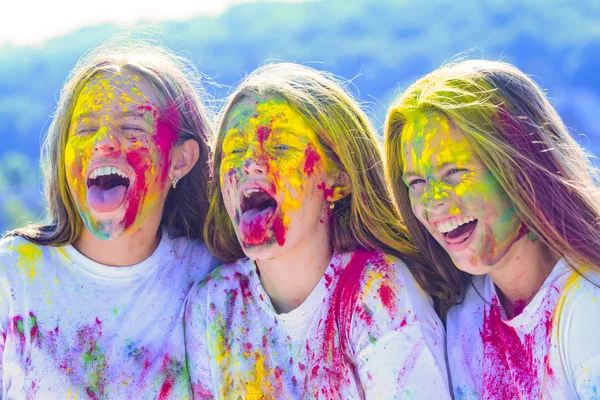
[238,153,278,246]
[86,129,132,214]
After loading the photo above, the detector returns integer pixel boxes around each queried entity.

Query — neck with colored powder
[255,218,333,314]
[73,220,162,267]
[487,233,559,318]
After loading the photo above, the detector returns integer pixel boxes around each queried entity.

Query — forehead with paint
[64,70,178,239]
[400,111,523,272]
[220,93,335,253]
[401,112,474,181]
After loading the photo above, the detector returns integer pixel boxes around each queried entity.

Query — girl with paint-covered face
[185,62,452,399]
[385,59,600,399]
[0,39,219,398]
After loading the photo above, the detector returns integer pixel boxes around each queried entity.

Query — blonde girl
[185,62,452,399]
[0,40,219,398]
[385,59,600,399]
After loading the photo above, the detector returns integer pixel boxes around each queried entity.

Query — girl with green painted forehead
[385,59,600,399]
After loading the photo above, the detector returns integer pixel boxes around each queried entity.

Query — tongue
[240,206,276,245]
[445,220,478,243]
[87,185,127,213]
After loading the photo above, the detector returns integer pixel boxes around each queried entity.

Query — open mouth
[86,166,131,213]
[239,188,278,245]
[438,217,478,245]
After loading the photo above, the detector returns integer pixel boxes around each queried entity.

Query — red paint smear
[192,382,214,399]
[303,144,321,176]
[480,296,554,399]
[378,284,397,319]
[317,181,334,200]
[302,249,389,397]
[256,126,271,146]
[121,104,178,230]
[272,215,286,246]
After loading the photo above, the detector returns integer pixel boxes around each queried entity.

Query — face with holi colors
[401,112,523,274]
[65,71,179,239]
[220,94,345,260]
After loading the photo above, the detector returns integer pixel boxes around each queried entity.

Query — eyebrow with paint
[73,110,155,121]
[402,162,460,181]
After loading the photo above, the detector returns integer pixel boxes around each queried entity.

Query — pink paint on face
[65,71,179,240]
[219,94,337,261]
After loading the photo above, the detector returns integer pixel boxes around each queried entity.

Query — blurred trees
[0,0,599,232]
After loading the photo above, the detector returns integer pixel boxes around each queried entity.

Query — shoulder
[340,249,440,330]
[554,266,600,375]
[447,275,487,325]
[167,235,221,276]
[0,235,47,275]
[187,258,254,304]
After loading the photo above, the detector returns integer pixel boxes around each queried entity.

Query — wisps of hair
[205,62,457,314]
[7,33,214,244]
[385,59,600,314]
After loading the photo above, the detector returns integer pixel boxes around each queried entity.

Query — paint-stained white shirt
[447,259,600,399]
[0,231,219,399]
[185,249,451,399]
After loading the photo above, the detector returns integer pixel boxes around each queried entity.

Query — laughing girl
[0,41,219,398]
[385,60,600,399]
[185,63,452,399]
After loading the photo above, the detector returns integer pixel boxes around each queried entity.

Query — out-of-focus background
[0,0,598,233]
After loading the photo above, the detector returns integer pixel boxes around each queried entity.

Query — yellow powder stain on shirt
[11,243,42,284]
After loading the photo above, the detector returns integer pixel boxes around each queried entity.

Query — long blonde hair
[385,59,600,310]
[205,62,455,313]
[8,39,214,244]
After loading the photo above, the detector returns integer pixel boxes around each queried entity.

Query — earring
[172,177,180,189]
[329,202,335,211]
[528,231,538,242]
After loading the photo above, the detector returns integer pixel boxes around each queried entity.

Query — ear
[325,168,351,202]
[169,139,200,183]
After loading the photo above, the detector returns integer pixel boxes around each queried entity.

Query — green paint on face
[400,112,523,274]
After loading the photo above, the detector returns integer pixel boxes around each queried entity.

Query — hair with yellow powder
[205,62,454,313]
[7,37,213,244]
[385,59,600,312]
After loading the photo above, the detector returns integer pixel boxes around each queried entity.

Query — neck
[488,234,559,318]
[73,224,162,267]
[256,221,332,314]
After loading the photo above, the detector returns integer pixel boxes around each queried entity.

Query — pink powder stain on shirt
[157,354,177,400]
[480,297,554,399]
[378,283,397,319]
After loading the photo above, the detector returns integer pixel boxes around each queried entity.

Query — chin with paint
[185,63,452,399]
[385,59,600,399]
[0,40,219,398]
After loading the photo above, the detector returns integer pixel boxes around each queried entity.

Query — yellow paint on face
[400,112,522,272]
[65,71,177,240]
[220,94,334,249]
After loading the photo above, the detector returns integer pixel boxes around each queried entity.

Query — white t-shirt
[447,259,600,399]
[0,230,219,399]
[185,249,451,399]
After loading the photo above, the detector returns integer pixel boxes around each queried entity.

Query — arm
[562,274,600,398]
[350,258,451,399]
[184,279,216,400]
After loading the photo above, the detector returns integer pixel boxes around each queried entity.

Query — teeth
[243,188,261,198]
[436,216,477,234]
[89,166,128,180]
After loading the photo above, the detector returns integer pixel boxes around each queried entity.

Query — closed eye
[231,148,248,155]
[75,127,97,135]
[122,125,146,132]
[273,144,291,151]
